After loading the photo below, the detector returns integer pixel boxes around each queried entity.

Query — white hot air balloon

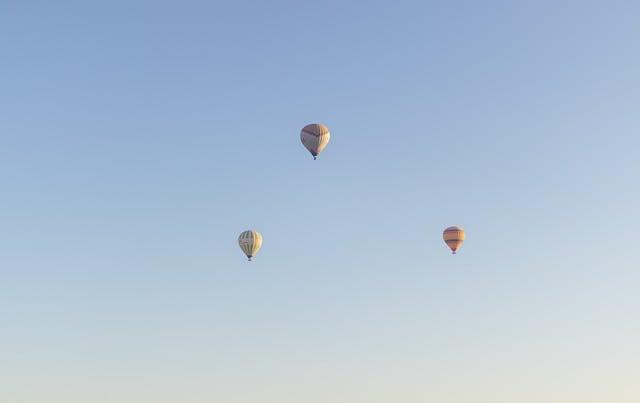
[238,230,263,261]
[300,123,330,160]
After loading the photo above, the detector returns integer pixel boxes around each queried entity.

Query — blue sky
[1,1,639,402]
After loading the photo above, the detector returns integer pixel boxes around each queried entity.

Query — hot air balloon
[300,123,330,160]
[443,226,465,254]
[238,230,263,261]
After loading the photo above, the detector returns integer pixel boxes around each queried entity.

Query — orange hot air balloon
[443,226,465,254]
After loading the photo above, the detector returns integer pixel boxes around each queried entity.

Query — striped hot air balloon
[300,123,330,160]
[443,226,465,254]
[238,230,263,261]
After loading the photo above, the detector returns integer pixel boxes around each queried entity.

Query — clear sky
[1,1,639,402]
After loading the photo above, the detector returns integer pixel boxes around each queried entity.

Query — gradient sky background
[1,1,639,402]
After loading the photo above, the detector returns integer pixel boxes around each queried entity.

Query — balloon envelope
[443,226,465,254]
[300,123,330,159]
[238,230,263,261]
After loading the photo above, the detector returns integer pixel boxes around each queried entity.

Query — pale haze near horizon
[1,1,639,402]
